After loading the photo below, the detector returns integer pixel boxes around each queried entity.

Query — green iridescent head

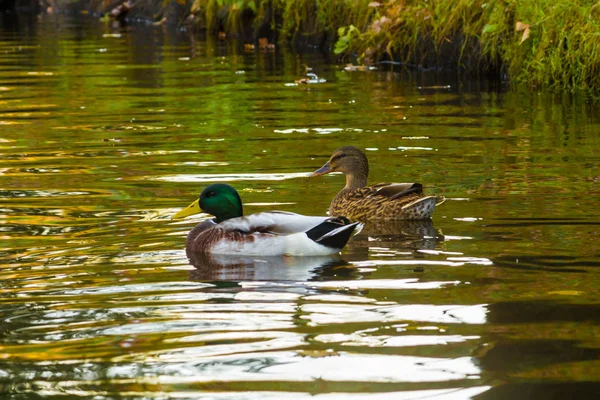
[172,183,243,223]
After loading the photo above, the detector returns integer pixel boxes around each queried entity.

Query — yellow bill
[172,199,202,219]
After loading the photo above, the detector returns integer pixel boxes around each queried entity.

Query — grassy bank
[326,0,600,91]
[55,0,600,91]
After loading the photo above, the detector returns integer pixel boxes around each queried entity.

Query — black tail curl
[305,216,360,250]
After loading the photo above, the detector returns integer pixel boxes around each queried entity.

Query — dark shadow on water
[492,255,595,273]
[476,338,600,373]
[476,382,600,400]
[187,251,357,282]
[485,218,600,228]
[486,301,600,324]
[472,300,600,396]
[349,219,443,252]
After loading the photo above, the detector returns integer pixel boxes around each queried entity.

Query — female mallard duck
[310,146,445,221]
[172,183,361,256]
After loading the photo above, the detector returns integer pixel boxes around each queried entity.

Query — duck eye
[207,191,216,197]
[331,153,346,162]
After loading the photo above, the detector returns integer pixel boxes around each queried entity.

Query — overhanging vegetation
[54,0,600,91]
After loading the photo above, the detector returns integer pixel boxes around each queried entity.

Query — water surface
[1,13,600,399]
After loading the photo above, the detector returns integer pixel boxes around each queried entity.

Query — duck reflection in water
[187,251,357,282]
[349,219,444,252]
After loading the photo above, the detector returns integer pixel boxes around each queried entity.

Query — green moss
[329,0,600,91]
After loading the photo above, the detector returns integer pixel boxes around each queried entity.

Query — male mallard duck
[310,146,445,221]
[172,183,361,256]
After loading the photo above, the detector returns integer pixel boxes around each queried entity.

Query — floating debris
[417,85,452,90]
[344,64,377,71]
[293,72,326,85]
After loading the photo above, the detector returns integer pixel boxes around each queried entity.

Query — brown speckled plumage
[185,218,269,253]
[311,146,445,221]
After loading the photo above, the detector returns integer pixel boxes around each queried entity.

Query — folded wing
[218,211,330,235]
